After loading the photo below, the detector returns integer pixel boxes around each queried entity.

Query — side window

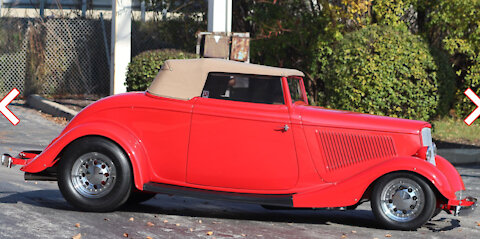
[201,73,285,104]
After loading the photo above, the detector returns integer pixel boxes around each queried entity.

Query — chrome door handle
[275,124,289,132]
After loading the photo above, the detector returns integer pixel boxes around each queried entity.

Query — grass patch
[432,117,480,146]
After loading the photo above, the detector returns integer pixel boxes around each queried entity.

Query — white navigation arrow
[0,88,20,126]
[464,88,480,126]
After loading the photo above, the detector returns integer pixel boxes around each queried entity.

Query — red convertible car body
[2,58,476,230]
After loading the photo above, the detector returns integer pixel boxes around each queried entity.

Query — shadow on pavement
[0,189,382,229]
[426,218,461,232]
[0,189,70,210]
[0,190,462,231]
[123,201,383,229]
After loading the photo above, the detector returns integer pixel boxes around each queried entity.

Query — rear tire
[58,137,132,212]
[371,172,436,230]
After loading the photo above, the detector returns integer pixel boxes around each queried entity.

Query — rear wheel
[58,137,132,212]
[371,172,436,230]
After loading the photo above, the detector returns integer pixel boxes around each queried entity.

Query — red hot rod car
[2,58,476,230]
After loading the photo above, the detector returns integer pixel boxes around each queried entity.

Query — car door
[186,73,299,190]
[128,95,195,183]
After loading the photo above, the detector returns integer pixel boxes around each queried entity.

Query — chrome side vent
[316,130,397,171]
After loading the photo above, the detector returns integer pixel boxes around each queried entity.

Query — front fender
[21,120,151,190]
[293,156,462,207]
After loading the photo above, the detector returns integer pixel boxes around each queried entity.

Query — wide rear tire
[371,172,436,230]
[58,137,132,212]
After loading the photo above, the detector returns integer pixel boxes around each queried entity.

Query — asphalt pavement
[0,103,479,239]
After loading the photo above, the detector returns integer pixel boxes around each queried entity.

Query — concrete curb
[438,149,480,166]
[26,94,78,120]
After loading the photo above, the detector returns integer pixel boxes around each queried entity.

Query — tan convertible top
[147,58,305,100]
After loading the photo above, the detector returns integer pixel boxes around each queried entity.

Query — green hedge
[429,47,456,117]
[126,49,196,91]
[427,0,480,118]
[324,25,439,121]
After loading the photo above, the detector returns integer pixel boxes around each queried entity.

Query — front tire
[58,137,132,212]
[371,172,436,230]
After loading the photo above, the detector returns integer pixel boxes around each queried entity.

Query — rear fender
[21,121,151,190]
[293,156,461,207]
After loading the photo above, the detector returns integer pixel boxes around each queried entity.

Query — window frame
[200,72,287,105]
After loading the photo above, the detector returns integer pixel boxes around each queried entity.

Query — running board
[24,172,57,181]
[143,182,294,207]
[24,167,57,181]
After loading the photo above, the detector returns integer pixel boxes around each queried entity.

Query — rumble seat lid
[147,58,304,100]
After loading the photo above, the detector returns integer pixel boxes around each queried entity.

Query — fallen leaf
[241,234,246,237]
[163,220,168,223]
[175,223,180,226]
[352,231,357,234]
[74,223,80,228]
[146,222,155,227]
[35,182,38,185]
[477,221,480,226]
[189,228,194,232]
[198,220,202,224]
[123,233,129,238]
[342,234,347,238]
[206,231,213,236]
[385,234,392,238]
[72,233,81,239]
[146,237,152,239]
[104,218,110,221]
[129,217,134,222]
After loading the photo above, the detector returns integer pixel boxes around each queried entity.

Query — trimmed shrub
[429,47,456,117]
[427,0,480,118]
[126,49,196,91]
[324,24,439,121]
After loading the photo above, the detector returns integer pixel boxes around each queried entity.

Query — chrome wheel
[372,173,436,230]
[379,178,425,222]
[71,152,117,198]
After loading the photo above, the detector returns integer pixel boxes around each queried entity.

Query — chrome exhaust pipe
[1,154,12,168]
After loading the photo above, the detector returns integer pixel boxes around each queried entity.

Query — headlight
[421,127,436,166]
[421,128,433,147]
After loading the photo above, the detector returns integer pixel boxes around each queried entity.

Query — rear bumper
[1,154,26,168]
[1,154,13,168]
[2,151,57,181]
[1,151,41,168]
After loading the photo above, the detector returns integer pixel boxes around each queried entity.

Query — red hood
[296,105,430,135]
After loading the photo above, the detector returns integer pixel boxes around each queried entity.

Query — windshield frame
[285,76,308,106]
